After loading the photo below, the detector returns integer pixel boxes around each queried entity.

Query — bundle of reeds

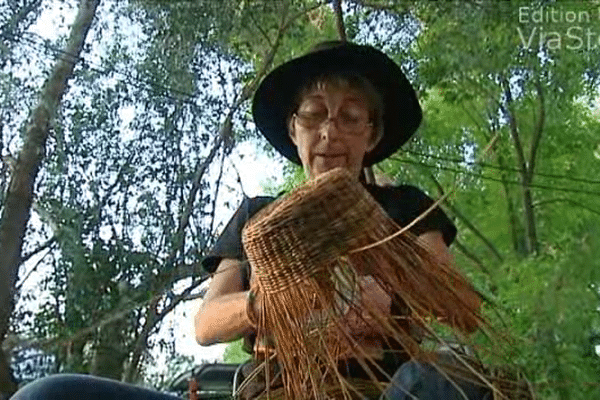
[241,168,530,400]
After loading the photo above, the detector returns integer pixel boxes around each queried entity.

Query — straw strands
[241,168,532,400]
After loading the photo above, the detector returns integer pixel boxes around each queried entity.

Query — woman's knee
[10,373,179,400]
[11,374,87,400]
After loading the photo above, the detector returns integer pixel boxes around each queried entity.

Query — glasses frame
[293,111,373,136]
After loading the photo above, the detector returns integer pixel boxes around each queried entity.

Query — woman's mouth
[314,154,346,170]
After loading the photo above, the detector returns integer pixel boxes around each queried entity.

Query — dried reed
[241,168,531,400]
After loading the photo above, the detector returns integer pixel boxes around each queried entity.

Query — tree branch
[527,77,545,182]
[333,0,347,41]
[501,75,528,181]
[163,2,295,276]
[533,198,600,217]
[248,8,273,49]
[13,235,56,294]
[122,297,159,383]
[237,1,292,105]
[349,0,402,12]
[480,122,522,255]
[123,277,205,382]
[501,75,538,254]
[230,160,248,199]
[283,1,327,31]
[19,235,55,265]
[208,147,227,244]
[168,134,224,265]
[6,274,208,355]
[0,0,100,367]
[453,238,492,278]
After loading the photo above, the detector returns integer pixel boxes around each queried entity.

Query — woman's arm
[417,230,482,334]
[194,258,255,346]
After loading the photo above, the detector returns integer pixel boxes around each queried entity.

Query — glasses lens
[295,112,369,134]
[296,112,325,129]
[338,113,363,132]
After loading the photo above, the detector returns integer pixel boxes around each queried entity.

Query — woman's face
[289,83,379,179]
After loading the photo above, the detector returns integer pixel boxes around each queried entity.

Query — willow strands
[242,167,531,400]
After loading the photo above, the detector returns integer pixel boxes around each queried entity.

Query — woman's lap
[10,374,180,400]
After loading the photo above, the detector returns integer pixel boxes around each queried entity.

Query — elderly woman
[196,41,488,399]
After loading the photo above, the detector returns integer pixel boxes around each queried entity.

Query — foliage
[222,338,251,365]
[143,353,196,392]
[3,0,266,388]
[261,163,306,197]
[270,1,600,398]
[0,0,599,398]
[495,238,600,399]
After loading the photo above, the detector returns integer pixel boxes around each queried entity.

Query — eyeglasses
[293,111,373,135]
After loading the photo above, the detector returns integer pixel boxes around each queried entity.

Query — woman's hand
[341,275,392,335]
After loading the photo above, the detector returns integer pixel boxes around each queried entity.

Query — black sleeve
[367,185,457,246]
[201,196,276,274]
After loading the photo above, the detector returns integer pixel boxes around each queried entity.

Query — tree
[0,0,99,395]
[5,0,329,389]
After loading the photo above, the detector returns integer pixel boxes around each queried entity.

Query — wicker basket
[241,168,529,400]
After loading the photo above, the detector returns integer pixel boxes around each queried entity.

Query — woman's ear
[366,125,383,152]
[288,117,298,145]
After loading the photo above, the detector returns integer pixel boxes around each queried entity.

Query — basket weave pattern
[243,168,381,294]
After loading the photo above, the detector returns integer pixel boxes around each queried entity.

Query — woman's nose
[319,116,342,141]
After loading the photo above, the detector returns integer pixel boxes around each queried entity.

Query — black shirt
[200,183,457,374]
[201,183,457,280]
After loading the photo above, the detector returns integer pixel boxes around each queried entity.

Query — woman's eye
[299,109,327,120]
[339,111,361,123]
[299,104,326,114]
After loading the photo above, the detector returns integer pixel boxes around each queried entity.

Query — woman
[196,41,488,399]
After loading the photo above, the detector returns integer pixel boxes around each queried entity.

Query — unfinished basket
[241,168,528,400]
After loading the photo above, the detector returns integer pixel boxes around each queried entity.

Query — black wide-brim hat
[252,41,422,166]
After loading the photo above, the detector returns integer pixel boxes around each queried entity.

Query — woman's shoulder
[363,183,457,245]
[201,195,277,273]
[363,183,433,209]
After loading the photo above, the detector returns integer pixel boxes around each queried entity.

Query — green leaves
[223,338,251,364]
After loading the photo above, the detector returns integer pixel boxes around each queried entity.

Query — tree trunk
[501,76,539,255]
[122,300,158,383]
[493,144,525,255]
[89,317,130,380]
[429,175,503,262]
[0,347,16,397]
[333,0,347,42]
[522,177,539,255]
[64,336,88,373]
[522,79,545,256]
[0,0,99,395]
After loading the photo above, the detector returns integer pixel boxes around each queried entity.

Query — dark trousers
[381,361,492,400]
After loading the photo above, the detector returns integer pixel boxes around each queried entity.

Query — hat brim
[252,43,422,166]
